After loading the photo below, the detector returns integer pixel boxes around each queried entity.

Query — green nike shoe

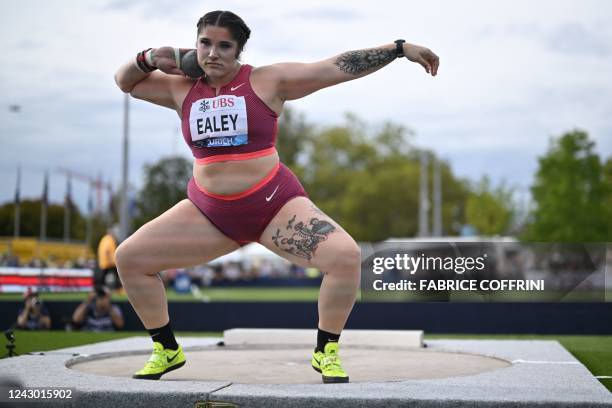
[311,341,349,383]
[132,342,186,380]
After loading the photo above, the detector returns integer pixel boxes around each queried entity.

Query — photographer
[16,291,51,330]
[72,287,124,332]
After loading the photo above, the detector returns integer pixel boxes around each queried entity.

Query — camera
[4,329,15,343]
[95,287,108,298]
[4,329,18,357]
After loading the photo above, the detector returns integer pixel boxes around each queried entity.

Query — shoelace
[143,349,165,368]
[321,354,341,372]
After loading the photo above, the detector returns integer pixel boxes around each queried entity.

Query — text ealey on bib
[189,95,249,148]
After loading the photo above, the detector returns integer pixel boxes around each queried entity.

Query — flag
[65,175,72,206]
[64,176,72,242]
[87,186,94,215]
[40,171,48,241]
[14,166,21,238]
[14,166,20,206]
[108,182,116,222]
[86,185,94,249]
[41,171,48,207]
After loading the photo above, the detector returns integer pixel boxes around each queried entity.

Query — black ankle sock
[316,328,340,352]
[147,322,178,350]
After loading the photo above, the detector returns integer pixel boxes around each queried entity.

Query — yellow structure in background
[0,237,94,265]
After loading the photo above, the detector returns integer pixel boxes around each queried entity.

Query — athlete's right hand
[151,46,185,76]
[403,43,439,77]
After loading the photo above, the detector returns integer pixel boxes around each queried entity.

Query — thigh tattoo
[272,214,336,261]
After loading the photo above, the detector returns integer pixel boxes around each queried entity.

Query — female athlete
[114,10,438,383]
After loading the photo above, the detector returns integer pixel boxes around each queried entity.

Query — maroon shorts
[187,163,308,245]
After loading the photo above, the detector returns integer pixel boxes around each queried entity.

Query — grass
[0,330,220,356]
[1,331,610,392]
[0,288,321,302]
[2,288,609,302]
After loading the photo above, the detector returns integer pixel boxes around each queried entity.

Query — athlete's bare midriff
[193,151,280,195]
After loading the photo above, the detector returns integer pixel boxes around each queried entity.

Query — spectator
[96,225,121,289]
[224,262,241,281]
[16,290,51,330]
[28,258,46,268]
[72,287,124,332]
[0,253,19,267]
[190,265,214,287]
[259,260,273,279]
[46,255,59,268]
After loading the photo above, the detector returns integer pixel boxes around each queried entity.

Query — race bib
[189,95,248,147]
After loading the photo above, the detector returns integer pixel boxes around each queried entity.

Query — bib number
[189,95,248,147]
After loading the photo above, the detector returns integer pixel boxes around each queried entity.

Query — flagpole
[14,166,21,239]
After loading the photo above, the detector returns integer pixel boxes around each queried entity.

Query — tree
[341,159,421,240]
[0,199,85,240]
[133,156,192,229]
[525,130,608,242]
[295,114,469,240]
[465,176,514,236]
[300,114,378,214]
[602,157,612,236]
[276,106,313,174]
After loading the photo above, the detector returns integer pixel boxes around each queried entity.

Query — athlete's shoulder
[250,64,283,84]
[248,65,285,114]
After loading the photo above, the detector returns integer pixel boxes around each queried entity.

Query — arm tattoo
[334,48,396,75]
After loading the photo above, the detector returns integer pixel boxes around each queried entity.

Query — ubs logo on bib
[198,100,210,113]
[190,95,248,148]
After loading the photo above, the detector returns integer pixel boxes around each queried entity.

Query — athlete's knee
[114,242,128,274]
[324,241,361,276]
[115,240,140,277]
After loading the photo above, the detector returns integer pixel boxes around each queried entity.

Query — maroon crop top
[181,64,278,164]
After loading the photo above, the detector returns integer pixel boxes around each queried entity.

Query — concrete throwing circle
[69,345,510,384]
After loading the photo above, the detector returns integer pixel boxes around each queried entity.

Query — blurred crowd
[0,253,96,269]
[0,254,318,285]
[161,260,320,288]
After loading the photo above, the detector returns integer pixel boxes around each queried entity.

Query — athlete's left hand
[403,43,439,76]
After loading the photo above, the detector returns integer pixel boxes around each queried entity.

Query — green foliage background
[524,130,611,242]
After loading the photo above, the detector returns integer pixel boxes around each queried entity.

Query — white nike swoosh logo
[266,185,280,202]
[230,83,245,91]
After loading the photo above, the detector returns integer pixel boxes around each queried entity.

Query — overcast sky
[1,0,611,213]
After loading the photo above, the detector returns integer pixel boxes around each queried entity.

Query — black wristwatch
[395,39,406,58]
